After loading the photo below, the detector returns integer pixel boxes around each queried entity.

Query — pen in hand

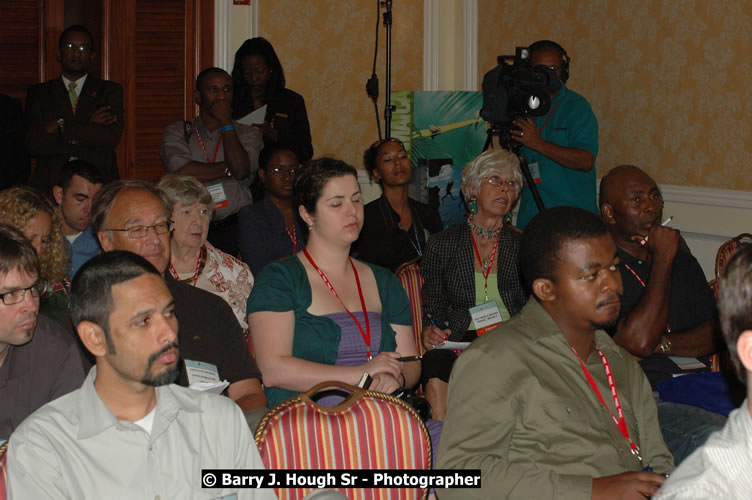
[397,355,422,362]
[639,216,673,246]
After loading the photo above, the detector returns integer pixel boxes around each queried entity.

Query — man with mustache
[24,25,123,195]
[600,165,725,465]
[438,207,672,499]
[161,67,262,256]
[0,224,86,439]
[8,251,276,499]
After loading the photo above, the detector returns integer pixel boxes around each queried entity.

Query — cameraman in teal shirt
[512,40,599,229]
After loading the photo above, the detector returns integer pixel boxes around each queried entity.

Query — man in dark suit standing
[24,25,123,195]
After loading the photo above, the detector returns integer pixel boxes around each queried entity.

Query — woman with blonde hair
[420,149,528,419]
[0,186,70,322]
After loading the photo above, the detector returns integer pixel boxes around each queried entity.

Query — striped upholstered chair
[715,233,752,279]
[0,441,8,500]
[255,381,431,500]
[395,259,425,357]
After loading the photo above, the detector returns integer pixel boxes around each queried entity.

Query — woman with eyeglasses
[420,149,528,420]
[0,186,70,323]
[238,144,307,276]
[355,138,443,272]
[157,174,253,333]
[231,37,313,164]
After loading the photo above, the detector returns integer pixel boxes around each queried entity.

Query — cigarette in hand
[639,216,673,246]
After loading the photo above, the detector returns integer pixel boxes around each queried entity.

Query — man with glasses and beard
[8,251,277,500]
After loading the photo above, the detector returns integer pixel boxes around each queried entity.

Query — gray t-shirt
[0,315,87,439]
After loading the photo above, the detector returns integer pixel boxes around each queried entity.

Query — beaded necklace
[467,215,502,240]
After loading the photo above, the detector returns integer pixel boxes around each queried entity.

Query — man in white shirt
[8,250,276,500]
[656,245,752,499]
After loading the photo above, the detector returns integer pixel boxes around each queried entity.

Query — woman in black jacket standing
[231,37,313,165]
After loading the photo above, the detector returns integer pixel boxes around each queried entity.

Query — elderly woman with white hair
[157,174,253,334]
[420,149,528,420]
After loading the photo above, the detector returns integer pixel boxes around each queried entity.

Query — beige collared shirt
[8,367,277,500]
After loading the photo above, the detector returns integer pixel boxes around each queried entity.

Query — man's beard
[591,318,618,331]
[141,342,180,387]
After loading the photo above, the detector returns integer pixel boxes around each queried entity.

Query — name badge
[185,359,220,385]
[207,182,229,209]
[469,301,503,335]
[527,162,542,184]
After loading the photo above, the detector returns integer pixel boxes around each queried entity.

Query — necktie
[68,81,78,112]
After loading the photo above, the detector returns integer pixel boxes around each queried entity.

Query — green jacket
[437,299,673,499]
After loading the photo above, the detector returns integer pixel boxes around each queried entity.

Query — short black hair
[196,67,230,92]
[0,223,40,280]
[529,40,565,59]
[55,159,105,191]
[294,158,358,215]
[520,206,608,294]
[362,138,405,181]
[70,250,161,354]
[58,25,94,49]
[719,245,752,382]
[259,143,298,171]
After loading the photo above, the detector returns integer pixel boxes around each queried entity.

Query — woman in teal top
[246,158,421,407]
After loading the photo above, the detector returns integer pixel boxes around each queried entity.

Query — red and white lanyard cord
[470,234,499,303]
[195,129,223,163]
[623,263,671,332]
[571,342,643,464]
[303,248,371,359]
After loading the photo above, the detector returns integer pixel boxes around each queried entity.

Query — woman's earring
[504,213,513,225]
[468,195,478,215]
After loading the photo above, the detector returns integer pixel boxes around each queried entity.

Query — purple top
[325,311,384,366]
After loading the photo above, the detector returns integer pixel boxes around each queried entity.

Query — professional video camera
[480,46,561,212]
[480,46,560,151]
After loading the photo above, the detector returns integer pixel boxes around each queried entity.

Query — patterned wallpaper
[257,0,424,170]
[478,0,752,190]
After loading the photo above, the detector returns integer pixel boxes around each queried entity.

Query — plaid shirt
[421,222,527,341]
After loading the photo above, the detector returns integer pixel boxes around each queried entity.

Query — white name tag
[207,182,229,209]
[528,162,542,184]
[185,359,220,385]
[469,301,503,335]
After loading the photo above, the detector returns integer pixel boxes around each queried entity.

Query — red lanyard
[471,234,499,303]
[539,101,562,134]
[571,343,642,464]
[286,225,297,253]
[168,246,205,287]
[303,248,371,359]
[195,129,223,163]
[623,264,671,332]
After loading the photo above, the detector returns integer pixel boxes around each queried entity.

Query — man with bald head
[90,180,266,418]
[599,165,724,463]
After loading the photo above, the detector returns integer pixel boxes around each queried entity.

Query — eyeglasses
[486,176,519,190]
[0,279,47,306]
[105,220,173,239]
[270,167,297,176]
[62,43,91,53]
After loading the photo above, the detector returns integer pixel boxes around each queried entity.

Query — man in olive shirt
[437,207,672,499]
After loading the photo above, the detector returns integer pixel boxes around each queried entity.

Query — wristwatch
[658,335,672,354]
